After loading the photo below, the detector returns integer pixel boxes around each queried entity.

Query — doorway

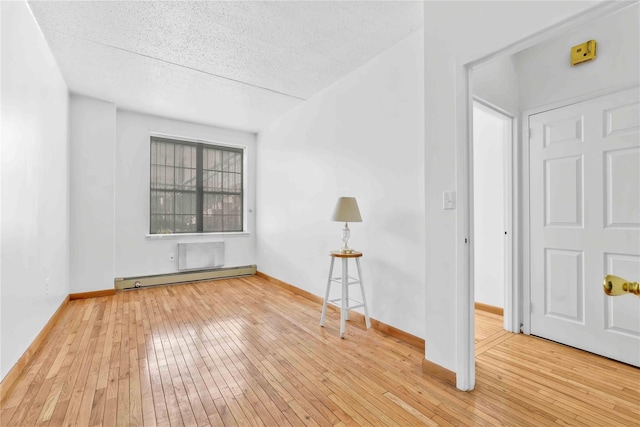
[472,100,512,329]
[459,0,638,389]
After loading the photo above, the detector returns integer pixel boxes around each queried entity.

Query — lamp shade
[331,197,362,222]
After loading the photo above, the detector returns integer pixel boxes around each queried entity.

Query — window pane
[204,148,223,171]
[151,214,174,234]
[167,166,176,189]
[164,192,175,215]
[225,195,242,215]
[226,173,233,193]
[232,173,242,192]
[222,172,229,192]
[176,192,196,214]
[202,170,212,191]
[151,191,174,215]
[175,215,197,233]
[150,214,160,233]
[215,172,223,191]
[225,151,232,172]
[150,190,162,213]
[215,150,222,170]
[234,152,242,174]
[203,193,223,216]
[151,165,174,190]
[175,144,196,168]
[151,141,175,166]
[233,152,242,173]
[203,215,223,232]
[151,164,157,187]
[224,215,242,232]
[204,148,213,170]
[175,167,196,190]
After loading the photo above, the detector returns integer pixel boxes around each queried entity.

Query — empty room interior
[2,1,639,425]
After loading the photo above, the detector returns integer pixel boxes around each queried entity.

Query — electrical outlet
[169,253,175,262]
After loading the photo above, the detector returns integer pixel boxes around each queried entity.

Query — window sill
[146,231,250,240]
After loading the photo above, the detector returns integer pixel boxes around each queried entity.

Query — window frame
[148,133,247,236]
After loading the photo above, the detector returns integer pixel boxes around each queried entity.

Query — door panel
[545,248,584,323]
[605,147,640,228]
[544,156,583,227]
[530,87,640,367]
[543,115,583,146]
[605,102,640,136]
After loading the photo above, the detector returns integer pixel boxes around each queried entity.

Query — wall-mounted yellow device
[571,40,597,66]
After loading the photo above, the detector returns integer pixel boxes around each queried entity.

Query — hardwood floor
[1,276,639,426]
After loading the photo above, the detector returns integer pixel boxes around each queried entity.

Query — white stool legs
[320,253,370,338]
[320,257,334,328]
[355,257,371,329]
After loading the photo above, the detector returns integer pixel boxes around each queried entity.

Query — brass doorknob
[603,275,640,297]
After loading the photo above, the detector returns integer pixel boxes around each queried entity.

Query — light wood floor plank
[2,275,639,426]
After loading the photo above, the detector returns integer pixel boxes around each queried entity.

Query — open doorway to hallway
[472,100,513,328]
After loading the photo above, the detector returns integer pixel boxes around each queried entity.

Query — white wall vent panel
[178,242,224,271]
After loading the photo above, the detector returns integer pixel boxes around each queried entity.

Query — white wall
[473,105,506,309]
[69,95,115,293]
[473,56,520,115]
[423,0,601,387]
[515,3,640,111]
[114,110,257,278]
[0,1,69,379]
[256,30,425,338]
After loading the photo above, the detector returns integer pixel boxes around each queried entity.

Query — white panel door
[529,88,640,367]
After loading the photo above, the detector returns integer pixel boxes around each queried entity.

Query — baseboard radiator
[115,242,255,290]
[115,265,257,290]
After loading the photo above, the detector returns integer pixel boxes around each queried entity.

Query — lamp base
[340,223,354,254]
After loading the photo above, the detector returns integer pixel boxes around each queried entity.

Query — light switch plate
[443,191,456,210]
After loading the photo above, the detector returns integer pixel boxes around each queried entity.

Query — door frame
[457,0,634,389]
[471,98,516,332]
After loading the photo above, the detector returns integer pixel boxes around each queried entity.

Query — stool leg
[340,258,347,338]
[320,257,335,327]
[355,258,371,329]
[344,258,350,321]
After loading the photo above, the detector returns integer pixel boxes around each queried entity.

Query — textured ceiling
[28,1,423,132]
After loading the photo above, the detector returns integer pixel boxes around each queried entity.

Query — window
[150,136,243,234]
